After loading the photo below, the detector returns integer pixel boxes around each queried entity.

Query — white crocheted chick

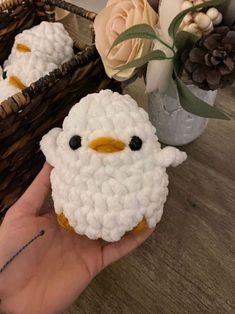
[41,90,187,242]
[3,53,57,94]
[5,21,74,68]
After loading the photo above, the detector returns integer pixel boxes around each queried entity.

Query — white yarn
[0,54,57,103]
[0,22,74,103]
[5,21,74,68]
[5,53,57,88]
[41,90,187,242]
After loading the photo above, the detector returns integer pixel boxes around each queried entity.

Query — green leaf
[116,50,168,72]
[109,24,157,53]
[174,31,198,76]
[168,0,225,40]
[108,24,174,55]
[174,73,229,120]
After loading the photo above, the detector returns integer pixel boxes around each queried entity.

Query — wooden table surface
[64,80,235,314]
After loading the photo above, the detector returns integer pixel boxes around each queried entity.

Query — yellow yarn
[16,43,31,53]
[57,212,74,232]
[131,218,147,234]
[9,76,26,90]
[89,137,125,153]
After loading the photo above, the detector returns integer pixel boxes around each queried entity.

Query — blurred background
[68,0,107,11]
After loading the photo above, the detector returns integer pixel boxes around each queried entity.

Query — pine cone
[183,26,235,90]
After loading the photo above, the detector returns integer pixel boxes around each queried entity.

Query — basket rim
[0,0,26,12]
[0,44,100,119]
[0,0,100,119]
[0,0,97,21]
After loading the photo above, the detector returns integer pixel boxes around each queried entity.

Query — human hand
[0,163,154,314]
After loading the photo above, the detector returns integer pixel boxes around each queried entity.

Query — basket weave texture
[0,0,121,217]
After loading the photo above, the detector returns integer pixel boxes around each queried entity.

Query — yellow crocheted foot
[131,218,147,235]
[57,212,74,232]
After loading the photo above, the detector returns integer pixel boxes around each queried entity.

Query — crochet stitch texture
[5,22,74,68]
[41,90,187,242]
[0,22,74,103]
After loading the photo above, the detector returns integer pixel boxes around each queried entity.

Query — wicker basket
[0,0,121,217]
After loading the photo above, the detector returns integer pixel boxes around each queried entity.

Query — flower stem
[155,37,175,53]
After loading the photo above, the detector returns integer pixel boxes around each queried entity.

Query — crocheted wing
[5,22,74,68]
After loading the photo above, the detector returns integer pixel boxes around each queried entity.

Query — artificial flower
[94,0,158,81]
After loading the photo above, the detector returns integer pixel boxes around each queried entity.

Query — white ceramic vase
[148,85,218,146]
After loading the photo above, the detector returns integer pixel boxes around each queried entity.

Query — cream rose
[94,0,158,81]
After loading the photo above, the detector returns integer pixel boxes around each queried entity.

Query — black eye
[129,136,142,151]
[69,135,81,150]
[2,71,7,79]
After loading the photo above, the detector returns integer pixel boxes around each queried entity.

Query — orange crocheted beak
[89,137,125,153]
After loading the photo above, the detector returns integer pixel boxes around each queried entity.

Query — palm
[0,163,153,314]
[0,211,103,313]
